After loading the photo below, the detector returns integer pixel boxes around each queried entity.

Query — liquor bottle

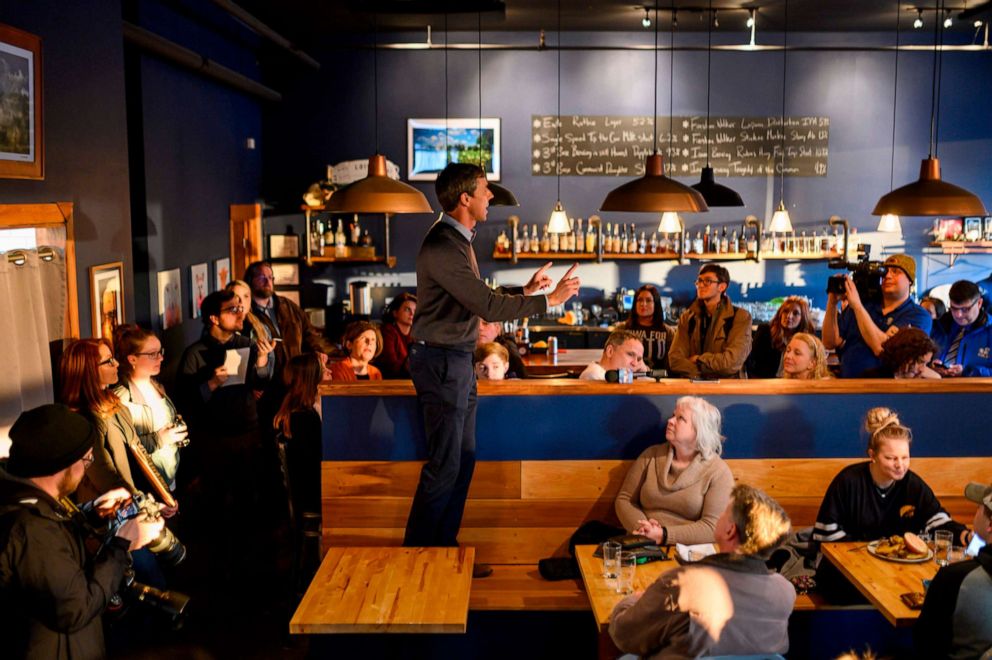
[550,226,560,252]
[720,227,729,253]
[521,224,531,252]
[565,219,575,252]
[312,219,324,256]
[334,219,346,247]
[800,230,808,254]
[322,219,334,248]
[650,232,659,254]
[703,224,711,253]
[361,229,373,248]
[747,227,758,254]
[832,228,842,254]
[531,224,539,253]
[351,217,361,245]
[692,230,704,254]
[604,222,613,253]
[620,225,629,254]
[495,230,509,255]
[638,231,647,254]
[576,218,584,252]
[730,230,739,253]
[585,223,596,253]
[540,226,550,253]
[514,225,523,254]
[628,225,638,254]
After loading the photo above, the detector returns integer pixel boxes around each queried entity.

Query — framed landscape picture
[0,23,43,179]
[89,262,124,339]
[407,118,500,182]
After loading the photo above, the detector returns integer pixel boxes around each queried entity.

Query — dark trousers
[404,343,478,547]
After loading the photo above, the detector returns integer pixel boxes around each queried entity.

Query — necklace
[873,481,895,498]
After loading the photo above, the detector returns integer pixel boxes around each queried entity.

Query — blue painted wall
[264,30,992,309]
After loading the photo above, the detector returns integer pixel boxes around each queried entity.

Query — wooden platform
[289,547,474,634]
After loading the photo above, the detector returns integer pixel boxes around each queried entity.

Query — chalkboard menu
[531,115,829,177]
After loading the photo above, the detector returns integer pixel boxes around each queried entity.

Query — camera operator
[0,404,164,660]
[822,254,932,378]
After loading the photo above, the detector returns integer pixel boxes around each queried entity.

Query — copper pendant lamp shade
[601,154,709,213]
[872,157,987,217]
[691,166,744,207]
[323,155,432,214]
[487,181,519,207]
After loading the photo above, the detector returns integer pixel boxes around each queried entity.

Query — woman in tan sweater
[615,396,734,545]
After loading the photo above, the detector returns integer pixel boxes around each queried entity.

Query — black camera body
[99,491,186,567]
[827,244,884,305]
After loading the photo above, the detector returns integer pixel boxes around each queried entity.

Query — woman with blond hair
[782,332,833,380]
[615,396,734,545]
[747,296,816,378]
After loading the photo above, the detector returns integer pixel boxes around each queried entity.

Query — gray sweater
[412,218,547,351]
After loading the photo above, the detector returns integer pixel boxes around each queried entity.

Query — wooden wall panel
[323,461,521,499]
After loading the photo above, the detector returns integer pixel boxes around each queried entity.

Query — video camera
[827,244,884,305]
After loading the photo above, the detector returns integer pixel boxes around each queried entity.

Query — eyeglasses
[136,349,165,359]
[220,305,244,314]
[98,356,118,367]
[695,278,721,286]
[252,274,275,282]
[950,299,980,314]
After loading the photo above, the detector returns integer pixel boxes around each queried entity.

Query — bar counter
[319,379,992,460]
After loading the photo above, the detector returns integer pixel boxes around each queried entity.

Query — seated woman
[619,284,674,371]
[327,321,383,381]
[273,354,323,533]
[782,332,833,380]
[616,396,734,545]
[746,296,816,378]
[862,327,941,379]
[373,292,416,379]
[814,407,968,546]
[113,324,188,491]
[474,342,511,381]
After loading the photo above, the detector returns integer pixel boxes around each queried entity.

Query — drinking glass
[947,546,966,564]
[601,541,621,579]
[934,530,953,567]
[616,554,636,595]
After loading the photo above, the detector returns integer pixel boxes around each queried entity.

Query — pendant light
[476,12,518,206]
[877,0,903,235]
[325,12,431,214]
[691,0,744,207]
[547,0,570,233]
[600,6,708,214]
[872,0,987,217]
[658,211,683,233]
[768,0,793,233]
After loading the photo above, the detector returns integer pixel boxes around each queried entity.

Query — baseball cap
[964,482,992,509]
[883,254,916,283]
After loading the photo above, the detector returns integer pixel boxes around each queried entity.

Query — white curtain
[0,239,66,457]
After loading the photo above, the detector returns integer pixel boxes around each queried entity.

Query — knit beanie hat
[7,404,96,478]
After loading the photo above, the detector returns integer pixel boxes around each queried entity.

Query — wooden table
[822,542,938,627]
[289,547,474,634]
[574,544,677,631]
[522,348,602,376]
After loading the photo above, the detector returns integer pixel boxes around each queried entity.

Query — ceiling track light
[746,9,755,28]
[914,9,924,29]
[713,10,719,28]
[974,19,984,28]
[642,7,651,28]
[943,10,953,28]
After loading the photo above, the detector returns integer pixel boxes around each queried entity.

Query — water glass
[947,546,966,564]
[934,530,953,567]
[616,553,636,595]
[602,541,621,579]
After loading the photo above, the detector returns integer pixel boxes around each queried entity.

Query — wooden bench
[322,457,986,612]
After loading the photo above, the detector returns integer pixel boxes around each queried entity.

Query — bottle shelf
[309,255,397,267]
[493,250,841,262]
[928,241,992,253]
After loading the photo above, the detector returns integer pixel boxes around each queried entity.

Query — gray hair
[676,395,724,459]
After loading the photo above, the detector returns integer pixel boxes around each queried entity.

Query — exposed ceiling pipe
[209,0,321,70]
[123,22,282,102]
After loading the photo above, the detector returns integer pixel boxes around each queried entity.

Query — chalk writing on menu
[531,115,829,177]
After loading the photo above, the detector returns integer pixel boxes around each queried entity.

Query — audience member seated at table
[373,292,416,379]
[474,342,511,381]
[668,264,753,379]
[615,396,734,545]
[477,319,526,378]
[112,325,188,491]
[619,284,674,371]
[746,296,816,378]
[822,253,932,377]
[860,327,941,379]
[579,329,644,381]
[327,321,383,381]
[609,484,795,659]
[915,479,992,659]
[813,407,968,546]
[930,279,992,377]
[920,295,946,321]
[782,332,833,380]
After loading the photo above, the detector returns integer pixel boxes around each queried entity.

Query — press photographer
[0,404,165,660]
[822,253,932,378]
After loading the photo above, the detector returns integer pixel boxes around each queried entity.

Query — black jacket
[0,470,131,660]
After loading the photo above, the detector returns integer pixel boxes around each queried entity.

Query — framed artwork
[963,217,983,242]
[89,262,124,339]
[190,262,208,318]
[0,23,43,179]
[157,268,182,330]
[269,234,300,259]
[271,261,299,286]
[407,118,501,181]
[278,289,300,305]
[214,257,231,290]
[984,216,992,241]
[935,218,963,241]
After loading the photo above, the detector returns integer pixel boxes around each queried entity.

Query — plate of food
[867,533,932,563]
